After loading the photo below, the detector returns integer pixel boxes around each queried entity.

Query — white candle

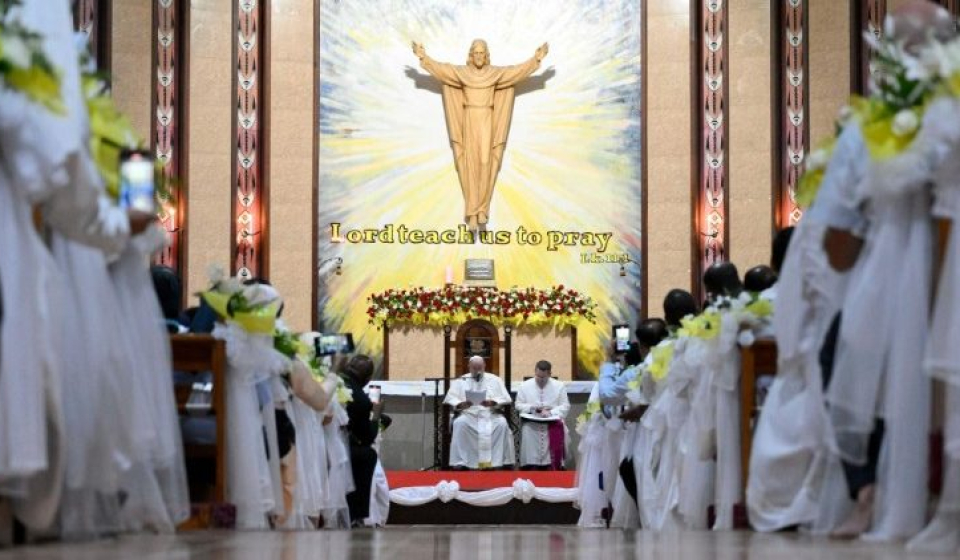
[445,266,453,284]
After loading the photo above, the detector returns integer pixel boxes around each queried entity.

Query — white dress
[575,384,623,527]
[633,337,710,531]
[109,230,190,532]
[364,459,391,527]
[674,336,719,531]
[908,101,960,553]
[747,218,849,532]
[514,378,570,467]
[0,0,121,531]
[46,17,144,541]
[826,99,960,542]
[282,396,328,529]
[444,373,515,469]
[52,236,134,539]
[749,118,869,535]
[213,321,289,529]
[319,399,353,528]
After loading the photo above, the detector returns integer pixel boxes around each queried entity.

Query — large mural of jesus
[316,0,644,373]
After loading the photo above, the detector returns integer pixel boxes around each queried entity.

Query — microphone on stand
[420,383,428,470]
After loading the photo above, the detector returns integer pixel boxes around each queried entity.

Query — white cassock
[444,373,514,469]
[514,378,570,467]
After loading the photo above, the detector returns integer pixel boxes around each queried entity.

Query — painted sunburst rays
[318,0,643,374]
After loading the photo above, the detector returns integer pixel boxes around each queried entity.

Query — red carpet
[386,470,576,490]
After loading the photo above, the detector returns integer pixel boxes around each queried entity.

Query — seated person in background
[744,265,778,294]
[636,319,669,358]
[515,361,570,470]
[343,354,384,526]
[702,261,743,306]
[771,226,795,275]
[443,356,515,470]
[600,320,667,409]
[618,318,670,422]
[750,226,794,304]
[663,288,699,332]
[151,265,187,333]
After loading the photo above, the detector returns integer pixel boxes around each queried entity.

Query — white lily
[892,109,920,137]
[2,34,31,69]
[242,283,281,308]
[221,277,242,294]
[207,263,227,286]
[806,147,831,171]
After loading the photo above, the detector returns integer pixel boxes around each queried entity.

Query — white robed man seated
[515,360,570,470]
[443,356,515,469]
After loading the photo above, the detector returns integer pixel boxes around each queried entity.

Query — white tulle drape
[390,479,577,507]
[320,400,354,528]
[110,231,190,532]
[213,323,290,529]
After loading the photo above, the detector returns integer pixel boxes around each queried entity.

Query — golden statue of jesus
[413,39,549,231]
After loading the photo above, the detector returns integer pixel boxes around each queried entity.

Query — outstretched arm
[412,41,461,87]
[495,42,548,89]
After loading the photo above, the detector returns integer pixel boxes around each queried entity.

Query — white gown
[908,106,960,553]
[610,356,654,529]
[747,219,849,532]
[826,99,960,542]
[673,336,718,531]
[635,378,682,530]
[677,309,752,531]
[0,0,124,531]
[48,22,144,542]
[282,396,328,529]
[213,321,289,529]
[52,237,134,539]
[320,399,353,528]
[109,231,190,532]
[365,459,391,527]
[748,119,870,535]
[575,384,623,527]
[633,337,711,531]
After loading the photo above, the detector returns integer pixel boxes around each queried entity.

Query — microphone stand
[421,377,444,471]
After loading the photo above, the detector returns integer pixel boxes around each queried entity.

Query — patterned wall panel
[695,0,728,294]
[73,0,110,71]
[233,0,267,281]
[776,0,808,228]
[153,0,186,271]
[853,0,886,95]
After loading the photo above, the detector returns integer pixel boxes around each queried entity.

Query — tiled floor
[0,527,954,559]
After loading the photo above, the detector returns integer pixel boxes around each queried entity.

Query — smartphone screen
[613,324,630,353]
[119,150,155,212]
[315,333,356,356]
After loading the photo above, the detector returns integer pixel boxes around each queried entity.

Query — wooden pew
[170,334,228,527]
[739,338,778,493]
